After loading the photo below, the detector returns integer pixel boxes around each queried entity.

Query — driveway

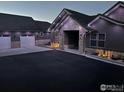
[0,50,124,92]
[0,46,53,57]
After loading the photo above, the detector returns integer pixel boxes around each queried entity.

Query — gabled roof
[88,1,124,30]
[35,21,51,32]
[0,13,36,31]
[87,14,124,34]
[88,14,124,28]
[101,14,124,25]
[48,8,97,31]
[0,13,50,32]
[104,1,124,15]
[64,9,97,27]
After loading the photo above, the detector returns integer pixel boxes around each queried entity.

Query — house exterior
[0,13,50,48]
[48,8,96,53]
[86,1,124,58]
[48,1,124,59]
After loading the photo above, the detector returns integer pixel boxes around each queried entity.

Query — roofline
[48,8,97,32]
[104,1,124,16]
[0,12,33,19]
[88,14,124,28]
[69,15,87,30]
[47,8,68,31]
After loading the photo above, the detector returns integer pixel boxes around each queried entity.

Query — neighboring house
[0,13,50,48]
[48,8,96,52]
[86,1,124,58]
[35,21,51,39]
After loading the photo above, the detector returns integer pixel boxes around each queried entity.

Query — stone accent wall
[35,39,50,46]
[59,16,86,53]
[11,41,20,48]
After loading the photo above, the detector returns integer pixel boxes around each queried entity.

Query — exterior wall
[11,41,20,48]
[87,18,124,53]
[85,47,124,59]
[0,31,44,48]
[57,16,86,53]
[106,6,124,22]
[35,39,50,46]
[85,47,97,55]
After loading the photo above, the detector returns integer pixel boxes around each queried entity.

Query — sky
[0,1,117,23]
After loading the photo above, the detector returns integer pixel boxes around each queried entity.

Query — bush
[111,54,121,60]
[111,54,124,60]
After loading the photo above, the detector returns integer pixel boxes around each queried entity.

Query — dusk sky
[0,1,117,23]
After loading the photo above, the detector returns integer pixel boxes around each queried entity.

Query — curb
[57,49,124,67]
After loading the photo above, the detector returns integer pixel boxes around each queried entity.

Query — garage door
[20,36,35,48]
[0,37,11,49]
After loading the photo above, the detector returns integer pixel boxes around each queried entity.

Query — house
[86,1,124,58]
[0,13,50,49]
[48,8,96,52]
[48,1,124,59]
[35,21,51,39]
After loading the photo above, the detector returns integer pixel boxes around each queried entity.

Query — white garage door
[20,36,35,48]
[0,37,11,49]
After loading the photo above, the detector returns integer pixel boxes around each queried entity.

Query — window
[91,40,97,47]
[99,34,105,40]
[90,33,97,47]
[91,33,97,40]
[90,33,106,48]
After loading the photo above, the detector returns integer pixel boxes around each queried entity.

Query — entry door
[20,36,35,48]
[0,37,11,49]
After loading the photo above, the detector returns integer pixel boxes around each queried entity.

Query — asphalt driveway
[0,50,124,92]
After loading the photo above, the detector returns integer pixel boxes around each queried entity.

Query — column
[59,31,64,50]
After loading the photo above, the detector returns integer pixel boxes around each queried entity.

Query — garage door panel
[0,37,11,49]
[20,36,35,47]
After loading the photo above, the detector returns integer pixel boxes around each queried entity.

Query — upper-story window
[90,33,106,48]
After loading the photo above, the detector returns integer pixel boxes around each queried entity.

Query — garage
[20,36,35,48]
[64,30,79,49]
[0,36,11,49]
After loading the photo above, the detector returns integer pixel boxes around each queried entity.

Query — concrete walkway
[57,48,124,67]
[0,46,53,57]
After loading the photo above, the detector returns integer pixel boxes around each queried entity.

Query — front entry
[64,30,79,49]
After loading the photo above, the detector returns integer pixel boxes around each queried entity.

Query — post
[79,33,86,54]
[59,31,64,50]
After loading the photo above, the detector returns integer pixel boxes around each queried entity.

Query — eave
[88,14,124,28]
[47,8,71,32]
[104,1,124,16]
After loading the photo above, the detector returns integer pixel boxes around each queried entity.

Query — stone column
[79,32,86,54]
[59,31,64,50]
